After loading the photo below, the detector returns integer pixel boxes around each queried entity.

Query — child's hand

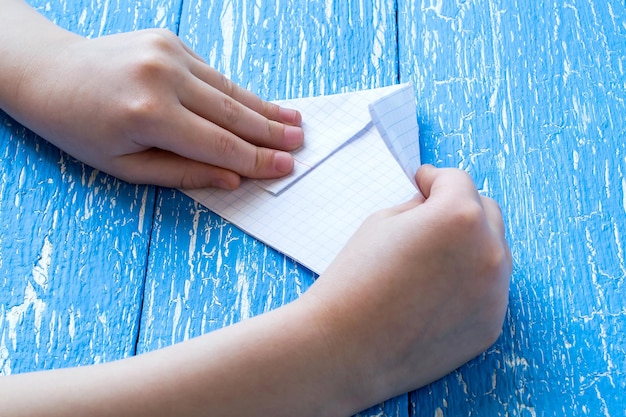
[303,165,512,408]
[4,28,303,189]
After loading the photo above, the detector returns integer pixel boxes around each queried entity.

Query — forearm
[0,0,81,119]
[0,165,512,415]
[0,299,364,417]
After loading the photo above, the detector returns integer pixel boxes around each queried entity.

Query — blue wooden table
[1,0,624,415]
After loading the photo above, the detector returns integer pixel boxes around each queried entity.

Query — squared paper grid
[257,84,407,194]
[183,84,421,274]
[369,85,421,187]
[184,126,417,274]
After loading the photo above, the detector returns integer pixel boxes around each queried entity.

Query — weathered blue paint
[1,0,624,416]
[179,0,399,99]
[400,0,626,415]
[0,117,152,371]
[0,0,173,373]
[138,2,406,415]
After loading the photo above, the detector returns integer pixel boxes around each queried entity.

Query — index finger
[180,62,304,152]
[186,58,302,126]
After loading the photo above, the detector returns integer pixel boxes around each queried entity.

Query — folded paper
[183,83,421,274]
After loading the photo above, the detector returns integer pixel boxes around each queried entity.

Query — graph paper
[183,84,421,274]
[369,85,421,187]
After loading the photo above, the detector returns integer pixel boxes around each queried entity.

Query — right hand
[302,165,512,408]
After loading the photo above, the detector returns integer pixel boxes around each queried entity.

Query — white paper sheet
[183,83,421,274]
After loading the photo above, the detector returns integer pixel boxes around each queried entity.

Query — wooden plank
[137,1,407,415]
[397,0,626,415]
[178,0,399,100]
[0,116,151,372]
[0,0,182,373]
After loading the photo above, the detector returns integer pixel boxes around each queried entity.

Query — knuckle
[484,243,509,277]
[264,119,274,141]
[449,200,485,230]
[121,95,162,128]
[219,73,235,97]
[254,148,272,173]
[222,98,241,124]
[139,28,179,52]
[215,133,237,159]
[133,54,169,79]
[178,167,198,190]
[263,100,280,119]
[128,31,181,79]
[119,32,184,128]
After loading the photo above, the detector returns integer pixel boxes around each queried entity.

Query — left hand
[2,24,303,189]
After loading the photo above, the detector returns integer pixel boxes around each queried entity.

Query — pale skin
[0,0,304,189]
[0,1,513,416]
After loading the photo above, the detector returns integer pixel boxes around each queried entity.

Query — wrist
[297,279,397,414]
[300,261,434,411]
[286,294,374,415]
[0,0,82,120]
[129,297,371,417]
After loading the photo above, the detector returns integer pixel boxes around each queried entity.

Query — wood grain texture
[398,0,625,415]
[137,1,408,415]
[3,0,624,416]
[0,0,178,373]
[179,0,399,99]
[0,119,152,372]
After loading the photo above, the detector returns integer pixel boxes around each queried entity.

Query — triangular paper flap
[257,83,408,194]
[368,83,421,188]
[182,84,420,274]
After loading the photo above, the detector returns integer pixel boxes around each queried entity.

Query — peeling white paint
[171,296,181,344]
[138,186,148,233]
[235,261,251,320]
[68,308,76,341]
[188,206,200,283]
[32,236,52,290]
[622,177,626,213]
[573,149,579,170]
[6,282,47,350]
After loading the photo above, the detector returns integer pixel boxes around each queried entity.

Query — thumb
[414,164,482,204]
[414,164,438,199]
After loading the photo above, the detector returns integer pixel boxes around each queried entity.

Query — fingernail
[273,151,294,174]
[279,106,302,125]
[284,125,304,148]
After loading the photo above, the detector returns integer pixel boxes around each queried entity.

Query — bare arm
[0,0,304,189]
[0,165,511,417]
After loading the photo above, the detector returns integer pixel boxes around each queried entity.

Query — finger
[415,164,482,204]
[184,58,303,127]
[481,196,513,277]
[143,108,295,179]
[229,90,303,127]
[178,39,207,64]
[379,192,426,217]
[480,197,511,271]
[179,76,304,151]
[480,195,506,239]
[112,149,241,189]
